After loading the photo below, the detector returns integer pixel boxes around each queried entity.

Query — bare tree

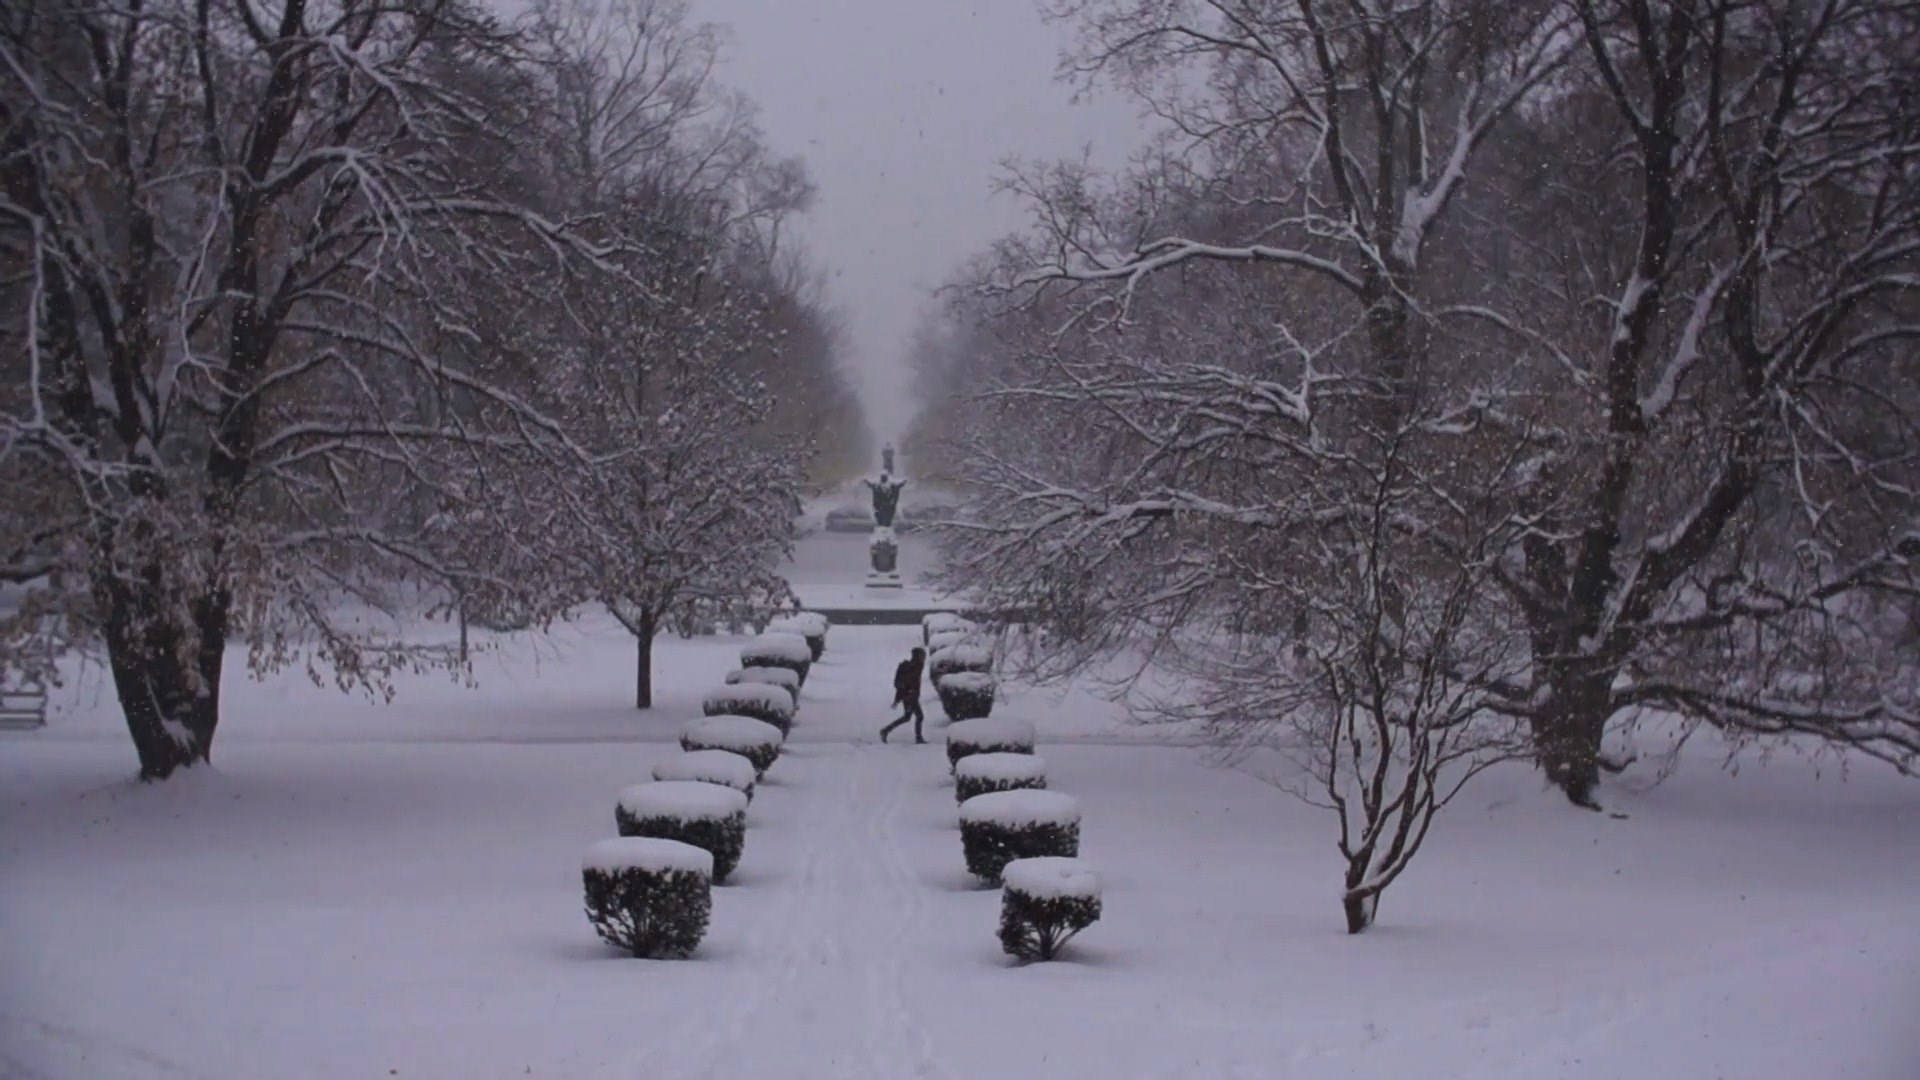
[497,0,830,708]
[0,0,613,778]
[927,0,1920,814]
[1484,0,1920,805]
[1247,421,1528,933]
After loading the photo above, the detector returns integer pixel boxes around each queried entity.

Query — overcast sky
[688,1,1145,451]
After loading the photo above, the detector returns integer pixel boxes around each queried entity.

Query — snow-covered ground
[4,569,1918,1077]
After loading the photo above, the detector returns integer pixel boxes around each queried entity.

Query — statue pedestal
[866,527,903,589]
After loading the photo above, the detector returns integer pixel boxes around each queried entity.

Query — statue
[862,445,907,588]
[864,472,905,528]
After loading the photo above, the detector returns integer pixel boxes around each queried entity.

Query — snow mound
[582,836,713,877]
[681,715,784,749]
[936,671,996,694]
[616,781,748,822]
[956,751,1047,784]
[948,717,1036,750]
[960,790,1080,828]
[702,684,795,720]
[1002,856,1100,900]
[741,632,811,664]
[767,611,828,637]
[651,751,756,793]
[930,642,992,676]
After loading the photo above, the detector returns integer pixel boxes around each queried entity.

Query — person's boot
[879,725,890,743]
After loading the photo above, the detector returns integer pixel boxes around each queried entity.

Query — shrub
[958,790,1081,885]
[935,671,997,722]
[955,751,1046,804]
[999,857,1102,962]
[929,642,992,682]
[722,667,800,711]
[652,750,757,801]
[922,611,974,647]
[615,781,750,883]
[766,611,829,660]
[946,717,1037,772]
[681,715,784,777]
[702,683,796,735]
[740,632,812,686]
[581,837,712,958]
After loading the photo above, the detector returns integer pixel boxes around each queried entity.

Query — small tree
[1203,424,1531,933]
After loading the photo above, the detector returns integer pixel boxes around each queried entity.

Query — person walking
[880,646,927,743]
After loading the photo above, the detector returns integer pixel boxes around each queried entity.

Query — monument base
[864,571,904,590]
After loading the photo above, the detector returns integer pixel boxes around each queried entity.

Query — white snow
[1001,856,1100,901]
[955,751,1047,784]
[767,611,829,638]
[702,684,795,721]
[582,836,714,877]
[652,750,757,793]
[929,642,992,674]
[741,632,811,665]
[959,789,1081,828]
[681,713,784,750]
[935,671,996,695]
[947,716,1036,750]
[2,555,1918,1079]
[616,780,749,822]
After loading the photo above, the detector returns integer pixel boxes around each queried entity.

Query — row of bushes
[581,611,831,958]
[923,613,997,723]
[921,614,1103,964]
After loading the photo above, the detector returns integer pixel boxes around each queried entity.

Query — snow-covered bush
[935,671,996,722]
[723,666,800,710]
[702,684,796,736]
[955,751,1046,804]
[958,790,1081,885]
[929,642,992,682]
[615,781,749,883]
[741,631,812,686]
[766,611,829,660]
[922,611,974,647]
[927,627,977,654]
[652,750,757,802]
[947,717,1036,772]
[999,857,1102,962]
[581,837,712,958]
[680,715,784,777]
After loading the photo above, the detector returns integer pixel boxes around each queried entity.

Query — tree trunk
[1342,889,1376,935]
[1342,856,1377,934]
[634,608,657,709]
[102,584,226,780]
[1529,666,1613,810]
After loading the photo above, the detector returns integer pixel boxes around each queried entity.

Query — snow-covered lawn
[3,617,1917,1078]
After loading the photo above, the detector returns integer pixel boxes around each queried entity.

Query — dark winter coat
[892,655,924,704]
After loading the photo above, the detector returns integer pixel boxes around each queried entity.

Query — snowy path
[639,637,957,1080]
[7,618,1920,1078]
